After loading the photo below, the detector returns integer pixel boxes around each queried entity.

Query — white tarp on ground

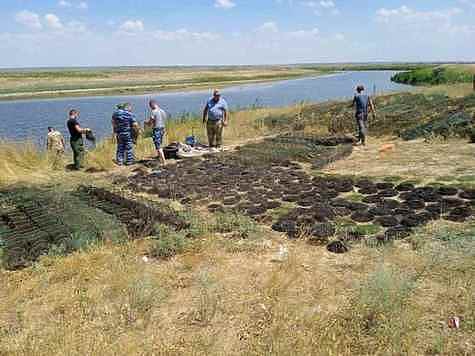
[176,143,228,158]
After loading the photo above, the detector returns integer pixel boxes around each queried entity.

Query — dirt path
[323,137,475,184]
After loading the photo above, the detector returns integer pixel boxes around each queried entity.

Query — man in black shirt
[67,109,90,170]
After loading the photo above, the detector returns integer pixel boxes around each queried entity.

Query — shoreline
[0,73,327,102]
[0,64,425,102]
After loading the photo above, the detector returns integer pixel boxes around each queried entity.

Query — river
[0,71,411,145]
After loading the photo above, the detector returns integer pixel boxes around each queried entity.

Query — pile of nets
[400,112,474,141]
[0,186,126,270]
[264,92,475,141]
[76,186,190,237]
[233,134,354,169]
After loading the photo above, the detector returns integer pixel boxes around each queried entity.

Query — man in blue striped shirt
[112,103,140,165]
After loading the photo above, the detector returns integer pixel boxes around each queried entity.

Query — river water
[0,71,411,145]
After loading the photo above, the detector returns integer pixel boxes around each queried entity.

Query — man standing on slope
[146,99,168,165]
[112,103,140,166]
[350,85,376,146]
[203,89,229,150]
[67,110,90,170]
[47,126,65,169]
[47,126,65,157]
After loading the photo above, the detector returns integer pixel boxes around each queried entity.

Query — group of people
[46,85,374,170]
[46,89,230,170]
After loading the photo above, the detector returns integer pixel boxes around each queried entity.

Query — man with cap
[202,89,229,150]
[112,103,140,165]
[350,85,376,146]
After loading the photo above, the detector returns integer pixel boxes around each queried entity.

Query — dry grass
[1,218,473,355]
[419,83,474,98]
[0,140,59,185]
[324,137,475,185]
[86,136,157,172]
[449,64,475,74]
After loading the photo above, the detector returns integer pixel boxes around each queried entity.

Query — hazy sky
[1,0,474,67]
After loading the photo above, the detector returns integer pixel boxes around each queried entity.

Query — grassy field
[0,63,430,101]
[0,91,474,355]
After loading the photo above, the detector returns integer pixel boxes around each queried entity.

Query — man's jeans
[356,113,368,144]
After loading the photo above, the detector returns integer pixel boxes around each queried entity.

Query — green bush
[0,233,5,265]
[149,225,186,259]
[214,213,261,239]
[392,66,473,86]
[469,126,475,143]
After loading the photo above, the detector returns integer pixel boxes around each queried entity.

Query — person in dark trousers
[66,109,90,170]
[350,85,376,146]
[112,103,140,166]
[202,89,228,150]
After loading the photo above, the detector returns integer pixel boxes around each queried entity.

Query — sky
[0,0,474,68]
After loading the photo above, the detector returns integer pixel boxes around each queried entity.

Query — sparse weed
[193,270,218,326]
[120,278,166,327]
[214,212,261,239]
[335,265,419,354]
[148,224,187,259]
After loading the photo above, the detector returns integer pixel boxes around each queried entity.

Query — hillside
[1,91,474,355]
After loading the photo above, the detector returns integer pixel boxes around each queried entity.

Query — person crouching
[112,103,140,166]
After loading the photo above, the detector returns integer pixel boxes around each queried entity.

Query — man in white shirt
[146,99,168,165]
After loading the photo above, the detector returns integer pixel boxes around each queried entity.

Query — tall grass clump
[162,106,293,146]
[86,135,156,171]
[214,212,262,239]
[337,265,419,354]
[0,139,51,184]
[148,224,187,259]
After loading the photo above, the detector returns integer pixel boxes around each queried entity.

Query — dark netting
[123,134,474,251]
[0,185,190,270]
[75,186,190,237]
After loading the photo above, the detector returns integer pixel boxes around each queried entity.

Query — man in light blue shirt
[202,89,229,149]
